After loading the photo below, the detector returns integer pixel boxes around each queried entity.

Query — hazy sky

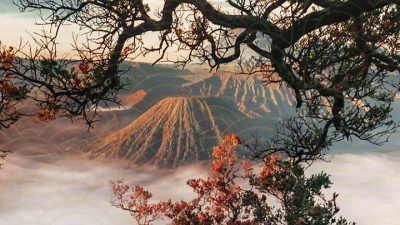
[0,1,161,61]
[0,0,230,62]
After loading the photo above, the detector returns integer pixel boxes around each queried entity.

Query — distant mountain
[82,96,245,168]
[183,71,295,118]
[118,63,295,119]
[116,62,193,114]
[80,63,297,168]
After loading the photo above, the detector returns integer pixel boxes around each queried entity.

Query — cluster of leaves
[0,45,28,128]
[0,40,126,128]
[9,0,400,163]
[112,134,354,225]
[239,3,400,161]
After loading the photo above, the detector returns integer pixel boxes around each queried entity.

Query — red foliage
[35,107,57,121]
[111,134,280,224]
[0,46,17,96]
[78,62,90,74]
[0,46,15,71]
[1,81,16,95]
[111,134,349,225]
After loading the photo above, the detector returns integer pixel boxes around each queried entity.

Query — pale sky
[0,0,230,63]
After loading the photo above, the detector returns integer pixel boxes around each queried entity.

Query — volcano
[83,96,245,168]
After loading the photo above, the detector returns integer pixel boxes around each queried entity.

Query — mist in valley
[0,64,398,225]
[0,132,399,225]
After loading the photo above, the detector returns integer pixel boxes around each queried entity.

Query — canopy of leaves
[111,134,354,225]
[1,0,398,161]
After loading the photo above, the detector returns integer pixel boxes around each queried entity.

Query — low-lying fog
[0,109,399,225]
[0,153,205,225]
[0,150,399,225]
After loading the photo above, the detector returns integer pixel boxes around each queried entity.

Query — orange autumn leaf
[78,62,90,74]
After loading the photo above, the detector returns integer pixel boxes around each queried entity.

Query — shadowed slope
[184,72,295,118]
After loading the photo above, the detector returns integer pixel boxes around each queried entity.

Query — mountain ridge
[184,72,294,118]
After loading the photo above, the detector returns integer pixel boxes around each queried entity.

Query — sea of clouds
[0,150,399,225]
